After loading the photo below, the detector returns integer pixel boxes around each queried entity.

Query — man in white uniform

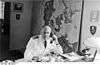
[24,26,63,61]
[82,37,100,62]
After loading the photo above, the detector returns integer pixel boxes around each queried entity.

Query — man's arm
[24,38,34,60]
[24,37,40,60]
[52,35,63,54]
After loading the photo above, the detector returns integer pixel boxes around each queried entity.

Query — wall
[10,1,33,50]
[2,0,82,50]
[2,0,44,50]
[31,0,44,36]
[81,0,100,50]
[2,0,33,50]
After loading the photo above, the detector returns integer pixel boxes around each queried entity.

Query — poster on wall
[13,2,24,12]
[43,0,83,53]
[43,0,83,42]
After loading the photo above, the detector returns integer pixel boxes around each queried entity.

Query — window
[0,1,4,19]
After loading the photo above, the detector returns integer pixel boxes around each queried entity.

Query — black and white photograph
[0,0,100,64]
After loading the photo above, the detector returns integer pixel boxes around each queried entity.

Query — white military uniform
[24,35,63,60]
[83,37,100,61]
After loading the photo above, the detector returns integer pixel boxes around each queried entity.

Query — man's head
[41,26,52,39]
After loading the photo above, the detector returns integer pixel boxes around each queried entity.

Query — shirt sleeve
[24,38,36,60]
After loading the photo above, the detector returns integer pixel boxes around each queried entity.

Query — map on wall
[42,0,82,44]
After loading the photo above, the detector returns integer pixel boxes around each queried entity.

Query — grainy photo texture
[0,0,100,64]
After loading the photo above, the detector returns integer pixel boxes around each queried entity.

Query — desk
[15,53,95,62]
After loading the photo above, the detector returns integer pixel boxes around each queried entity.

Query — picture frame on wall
[16,14,21,20]
[13,2,24,12]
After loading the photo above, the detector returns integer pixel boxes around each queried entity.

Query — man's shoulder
[31,35,42,40]
[31,35,39,39]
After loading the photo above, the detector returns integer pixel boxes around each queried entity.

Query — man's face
[44,26,51,38]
